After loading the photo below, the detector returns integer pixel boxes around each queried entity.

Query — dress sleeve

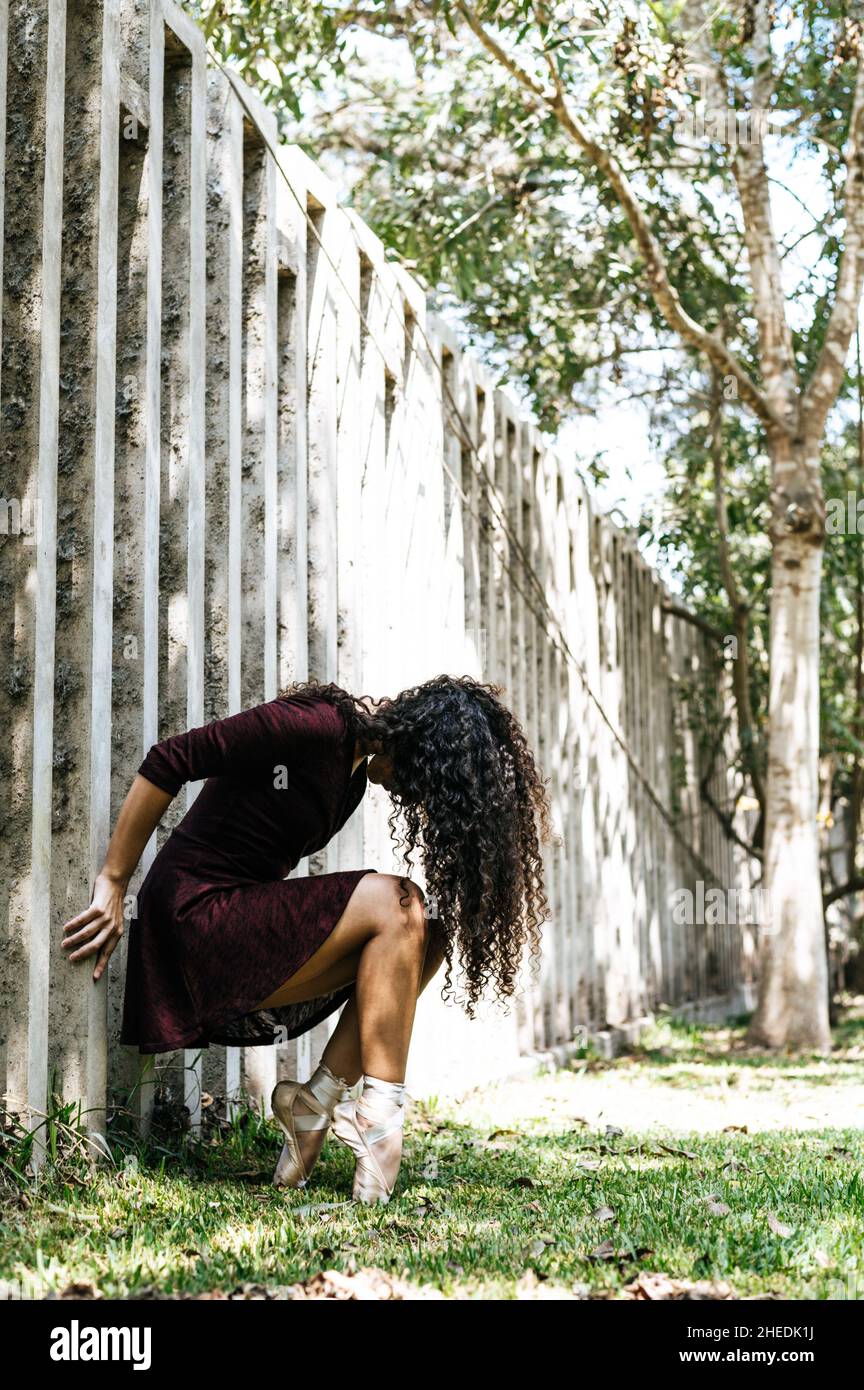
[137,696,345,798]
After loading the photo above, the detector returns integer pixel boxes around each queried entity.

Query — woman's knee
[361,873,429,945]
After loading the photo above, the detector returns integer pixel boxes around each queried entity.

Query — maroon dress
[119,692,375,1054]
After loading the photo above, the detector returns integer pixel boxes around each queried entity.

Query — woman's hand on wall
[60,773,173,982]
[61,871,129,982]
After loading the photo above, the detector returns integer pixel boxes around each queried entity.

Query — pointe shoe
[330,1095,405,1205]
[271,1079,334,1189]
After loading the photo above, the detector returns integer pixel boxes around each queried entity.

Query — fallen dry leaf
[485,1129,520,1144]
[657,1143,698,1160]
[292,1200,352,1216]
[515,1269,579,1300]
[588,1240,654,1266]
[704,1196,731,1218]
[54,1280,102,1300]
[621,1272,736,1301]
[285,1267,445,1301]
[590,1205,617,1224]
[767,1214,794,1238]
[588,1239,617,1261]
[722,1158,751,1174]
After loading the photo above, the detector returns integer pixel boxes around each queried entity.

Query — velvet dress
[118,692,375,1054]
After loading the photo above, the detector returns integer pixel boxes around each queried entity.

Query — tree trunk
[748,447,831,1051]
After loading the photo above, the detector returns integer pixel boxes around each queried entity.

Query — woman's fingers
[61,916,108,951]
[62,904,101,936]
[65,931,105,962]
[66,922,119,962]
[63,879,123,980]
[93,934,120,982]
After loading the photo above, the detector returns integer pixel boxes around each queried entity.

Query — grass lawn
[2,1006,863,1301]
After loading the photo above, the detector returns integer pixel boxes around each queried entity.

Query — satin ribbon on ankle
[332,1096,405,1204]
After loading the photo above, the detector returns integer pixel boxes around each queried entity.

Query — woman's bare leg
[258,873,439,1175]
[256,873,430,1077]
[321,928,446,1084]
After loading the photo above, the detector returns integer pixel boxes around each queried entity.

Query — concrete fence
[0,0,755,1142]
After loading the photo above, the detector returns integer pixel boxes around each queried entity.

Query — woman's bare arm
[61,774,174,982]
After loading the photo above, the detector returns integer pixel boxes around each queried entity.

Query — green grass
[2,1009,863,1300]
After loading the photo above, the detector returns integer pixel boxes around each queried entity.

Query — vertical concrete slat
[37,0,121,1141]
[202,67,243,1109]
[478,381,495,682]
[0,0,64,1140]
[302,168,348,1067]
[494,398,514,707]
[275,148,309,698]
[274,147,312,1083]
[537,445,558,1045]
[182,29,207,1127]
[352,240,388,705]
[0,0,7,385]
[507,415,537,1050]
[110,1,154,1123]
[334,213,363,873]
[157,16,198,1123]
[84,0,122,1143]
[521,439,546,1046]
[306,198,339,689]
[460,358,483,676]
[551,460,574,1042]
[237,96,279,1109]
[131,0,166,1132]
[28,0,66,1148]
[239,115,276,709]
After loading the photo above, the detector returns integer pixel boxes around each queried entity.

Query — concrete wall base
[408,986,759,1101]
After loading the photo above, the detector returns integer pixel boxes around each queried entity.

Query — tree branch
[824,875,864,909]
[456,3,784,429]
[730,1,798,429]
[701,770,764,862]
[709,367,766,816]
[661,599,725,642]
[682,1,797,428]
[802,48,864,439]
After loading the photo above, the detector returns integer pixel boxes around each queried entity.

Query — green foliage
[190,2,861,427]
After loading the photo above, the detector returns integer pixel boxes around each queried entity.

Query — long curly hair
[278,674,553,1018]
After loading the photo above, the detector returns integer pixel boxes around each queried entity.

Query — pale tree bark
[680,0,830,1046]
[752,28,864,1048]
[727,5,830,1049]
[453,0,864,1050]
[753,513,826,1045]
[708,369,765,823]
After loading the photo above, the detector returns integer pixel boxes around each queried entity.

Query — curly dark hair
[278,673,553,1018]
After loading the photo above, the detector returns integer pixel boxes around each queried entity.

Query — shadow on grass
[621,1002,864,1079]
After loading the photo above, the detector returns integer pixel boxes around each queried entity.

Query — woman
[62,674,551,1205]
